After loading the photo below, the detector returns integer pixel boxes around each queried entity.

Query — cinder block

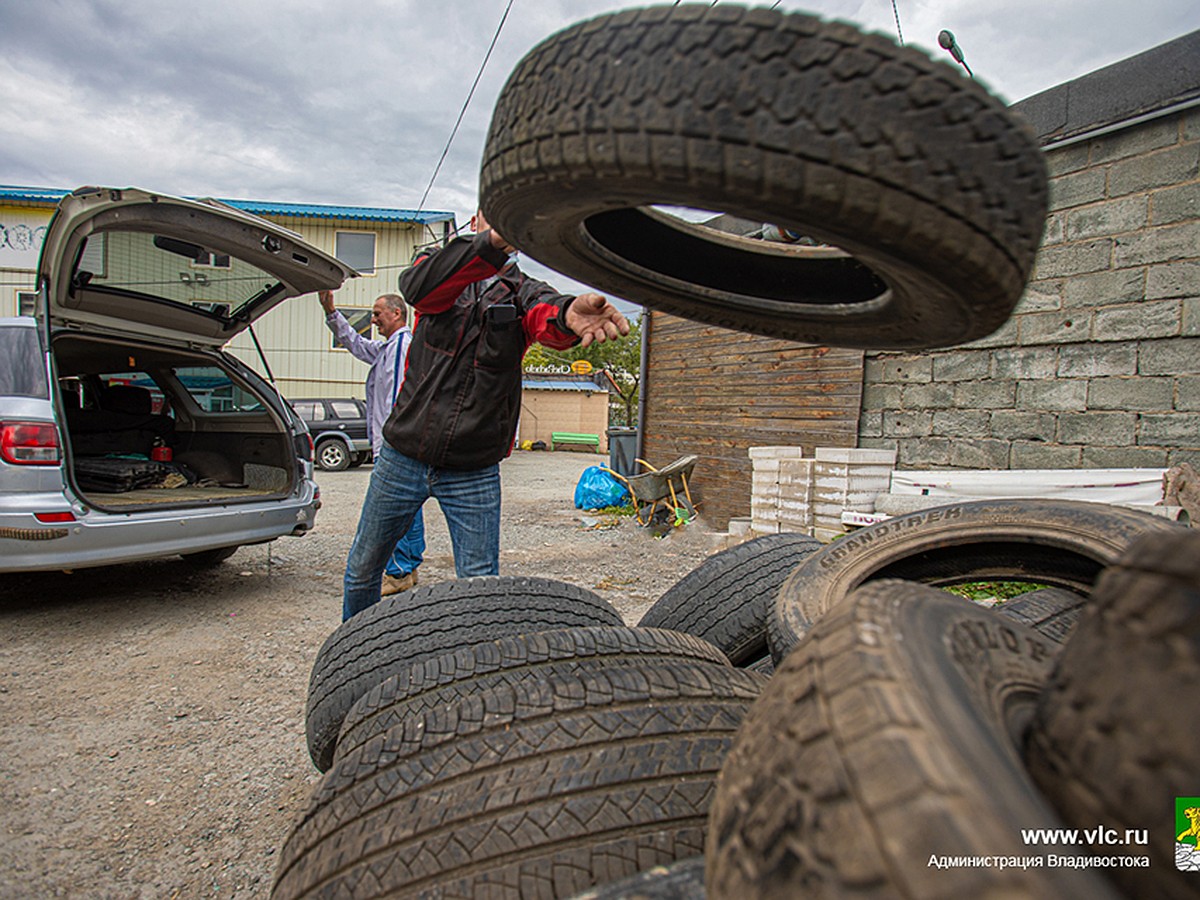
[749,446,805,459]
[813,525,847,543]
[814,448,898,464]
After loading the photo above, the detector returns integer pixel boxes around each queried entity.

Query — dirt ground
[0,450,719,899]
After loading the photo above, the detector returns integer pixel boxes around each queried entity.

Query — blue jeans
[384,508,425,578]
[343,444,501,620]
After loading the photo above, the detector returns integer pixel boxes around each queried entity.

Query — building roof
[0,185,454,224]
[522,375,608,393]
[221,198,454,224]
[1012,29,1200,147]
[0,185,70,204]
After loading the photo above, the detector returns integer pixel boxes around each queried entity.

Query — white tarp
[889,468,1166,506]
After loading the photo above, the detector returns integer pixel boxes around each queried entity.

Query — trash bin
[606,427,638,477]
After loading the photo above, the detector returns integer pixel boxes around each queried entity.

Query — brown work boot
[380,571,417,596]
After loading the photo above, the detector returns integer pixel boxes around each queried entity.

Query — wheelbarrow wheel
[480,4,1047,350]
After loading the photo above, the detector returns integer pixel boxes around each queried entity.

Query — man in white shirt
[318,290,424,604]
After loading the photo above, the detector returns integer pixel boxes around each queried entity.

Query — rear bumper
[0,486,319,573]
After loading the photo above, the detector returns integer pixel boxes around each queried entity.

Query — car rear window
[0,326,49,398]
[329,401,361,419]
[75,230,284,322]
[172,366,264,413]
[292,401,325,422]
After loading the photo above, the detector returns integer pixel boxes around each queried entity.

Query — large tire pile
[273,506,1194,899]
[272,4,1197,897]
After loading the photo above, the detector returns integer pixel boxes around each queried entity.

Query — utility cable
[416,0,516,215]
[891,0,904,45]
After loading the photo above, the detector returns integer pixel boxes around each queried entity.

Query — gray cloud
[2,0,1196,296]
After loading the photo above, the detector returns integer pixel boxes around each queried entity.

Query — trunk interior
[51,333,296,512]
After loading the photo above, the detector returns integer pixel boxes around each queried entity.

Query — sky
[2,0,1198,298]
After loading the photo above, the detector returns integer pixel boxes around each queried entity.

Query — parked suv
[291,398,371,471]
[0,186,354,573]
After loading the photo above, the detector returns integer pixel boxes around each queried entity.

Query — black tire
[276,662,768,900]
[314,439,349,472]
[480,4,1048,350]
[347,452,367,468]
[334,625,731,767]
[179,545,239,566]
[769,499,1181,661]
[1026,530,1200,900]
[707,579,1121,899]
[566,857,706,900]
[304,575,623,771]
[995,586,1087,645]
[639,534,822,666]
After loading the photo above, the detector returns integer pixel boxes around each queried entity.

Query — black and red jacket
[383,231,580,469]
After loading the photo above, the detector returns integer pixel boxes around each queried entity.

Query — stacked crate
[811,448,898,541]
[749,446,812,535]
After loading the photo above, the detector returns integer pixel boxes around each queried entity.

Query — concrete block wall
[858,101,1200,471]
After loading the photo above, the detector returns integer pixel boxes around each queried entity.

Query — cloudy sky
[2,0,1196,268]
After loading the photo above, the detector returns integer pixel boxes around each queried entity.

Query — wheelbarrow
[603,455,699,527]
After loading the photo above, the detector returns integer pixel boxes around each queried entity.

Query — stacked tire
[274,576,768,899]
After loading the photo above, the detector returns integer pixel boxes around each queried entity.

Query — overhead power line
[891,0,904,45]
[416,0,516,215]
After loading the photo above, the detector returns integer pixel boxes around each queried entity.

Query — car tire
[276,662,767,900]
[304,575,624,771]
[769,499,1181,661]
[334,624,731,767]
[479,4,1048,350]
[994,586,1087,645]
[179,545,239,566]
[314,439,350,472]
[638,533,822,667]
[707,579,1121,900]
[1026,530,1200,899]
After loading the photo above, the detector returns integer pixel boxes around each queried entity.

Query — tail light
[294,432,314,462]
[0,421,61,465]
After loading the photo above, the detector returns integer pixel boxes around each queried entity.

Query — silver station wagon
[0,186,353,572]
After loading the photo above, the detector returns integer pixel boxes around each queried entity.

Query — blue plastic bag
[574,466,630,510]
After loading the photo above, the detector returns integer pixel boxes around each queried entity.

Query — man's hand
[472,208,517,254]
[565,293,630,348]
[318,290,336,314]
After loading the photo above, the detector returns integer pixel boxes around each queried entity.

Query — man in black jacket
[341,210,629,618]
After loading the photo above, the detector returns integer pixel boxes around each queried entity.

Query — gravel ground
[0,450,719,899]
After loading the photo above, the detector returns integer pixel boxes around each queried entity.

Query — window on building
[331,307,373,350]
[335,231,376,275]
[192,251,232,269]
[17,291,37,317]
